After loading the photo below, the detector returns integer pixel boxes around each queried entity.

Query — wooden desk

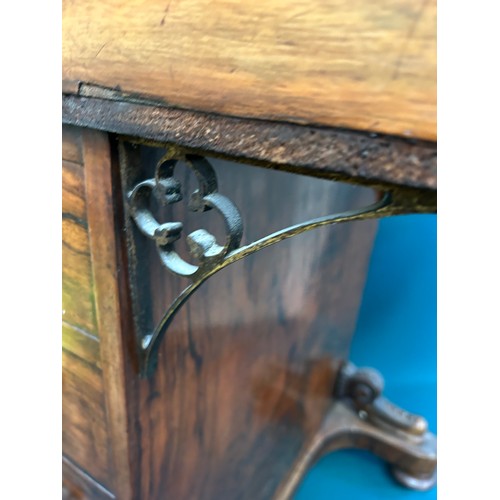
[62,1,436,498]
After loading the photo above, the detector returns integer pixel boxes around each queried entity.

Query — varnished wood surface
[62,0,436,140]
[62,138,97,335]
[63,126,117,496]
[62,322,101,370]
[82,129,136,500]
[63,456,115,500]
[62,350,112,488]
[63,125,83,164]
[120,143,379,499]
[62,125,383,499]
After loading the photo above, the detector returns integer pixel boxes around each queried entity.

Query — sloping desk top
[62,0,436,142]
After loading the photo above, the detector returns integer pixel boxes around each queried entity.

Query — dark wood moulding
[62,90,436,193]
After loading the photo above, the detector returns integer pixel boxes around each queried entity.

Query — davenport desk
[62,1,437,498]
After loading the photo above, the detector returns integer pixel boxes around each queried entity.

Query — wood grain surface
[62,125,383,499]
[62,350,112,488]
[62,0,436,140]
[62,137,98,335]
[62,126,83,164]
[63,456,115,500]
[62,322,101,370]
[82,129,137,500]
[62,126,114,491]
[120,143,379,499]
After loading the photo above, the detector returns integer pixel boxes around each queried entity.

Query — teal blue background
[294,215,437,500]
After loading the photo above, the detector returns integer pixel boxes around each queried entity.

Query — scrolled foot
[392,465,437,491]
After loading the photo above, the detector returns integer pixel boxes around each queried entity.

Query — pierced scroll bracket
[125,150,435,377]
[274,361,437,499]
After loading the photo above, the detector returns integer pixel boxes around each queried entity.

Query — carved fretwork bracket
[129,154,244,280]
[123,146,435,377]
[275,362,437,499]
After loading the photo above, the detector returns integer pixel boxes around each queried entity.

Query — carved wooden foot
[275,362,437,499]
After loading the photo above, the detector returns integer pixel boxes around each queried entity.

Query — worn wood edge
[63,80,82,96]
[63,93,436,192]
[82,129,135,500]
[63,455,115,499]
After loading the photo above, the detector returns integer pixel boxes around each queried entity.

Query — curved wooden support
[274,401,437,499]
[274,363,437,499]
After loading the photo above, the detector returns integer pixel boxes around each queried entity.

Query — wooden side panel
[120,143,379,499]
[62,150,98,335]
[62,0,436,140]
[61,126,382,500]
[62,351,112,488]
[62,125,116,495]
